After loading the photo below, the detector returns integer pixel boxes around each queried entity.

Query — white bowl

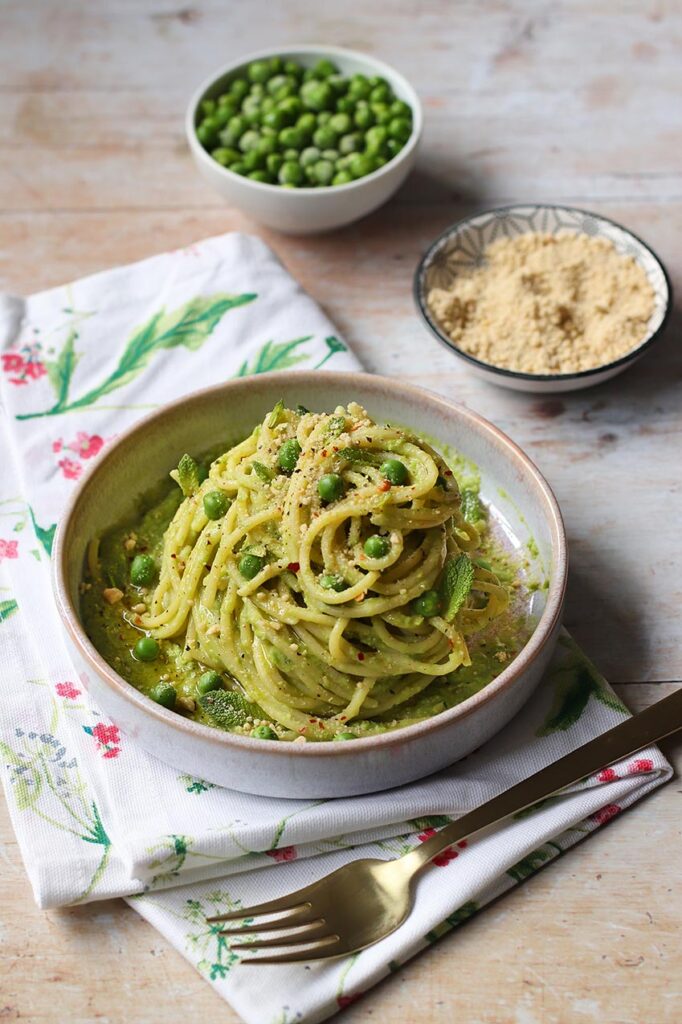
[54,372,566,799]
[185,45,422,234]
[414,204,672,393]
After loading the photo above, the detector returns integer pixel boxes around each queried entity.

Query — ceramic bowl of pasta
[53,372,566,798]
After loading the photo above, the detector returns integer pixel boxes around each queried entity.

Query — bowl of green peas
[185,45,422,234]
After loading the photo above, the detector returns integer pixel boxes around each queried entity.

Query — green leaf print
[425,900,479,944]
[507,845,554,883]
[17,292,257,420]
[314,334,347,369]
[44,327,80,408]
[236,335,313,376]
[29,507,56,557]
[0,598,18,622]
[537,662,627,736]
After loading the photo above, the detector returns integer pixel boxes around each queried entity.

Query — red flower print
[52,439,63,453]
[591,803,622,826]
[628,758,653,774]
[598,767,618,783]
[0,539,19,563]
[417,829,467,867]
[58,457,82,480]
[1,343,46,385]
[1,353,24,373]
[337,993,363,1009]
[55,682,81,700]
[72,431,104,459]
[84,721,122,759]
[92,723,120,746]
[265,846,297,863]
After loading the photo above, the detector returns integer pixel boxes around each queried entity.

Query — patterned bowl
[53,371,567,799]
[414,204,672,393]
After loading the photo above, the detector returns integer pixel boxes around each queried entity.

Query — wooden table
[1,2,680,1021]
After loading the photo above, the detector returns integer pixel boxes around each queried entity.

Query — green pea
[300,145,320,168]
[267,73,290,96]
[134,636,159,662]
[239,552,265,579]
[249,170,272,182]
[339,132,361,155]
[230,161,247,175]
[211,146,240,167]
[247,60,271,84]
[203,490,230,520]
[266,152,283,175]
[243,148,265,171]
[241,102,262,127]
[278,438,302,473]
[252,724,278,740]
[321,148,339,162]
[201,98,216,116]
[371,103,393,125]
[278,126,305,149]
[320,572,347,592]
[369,75,389,88]
[370,83,391,103]
[296,111,317,136]
[381,458,409,485]
[332,170,353,185]
[268,56,284,74]
[272,80,296,102]
[348,74,371,100]
[364,534,390,559]
[151,683,176,709]
[311,159,334,185]
[354,105,375,130]
[312,125,337,149]
[333,731,356,741]
[278,160,304,186]
[301,79,334,112]
[262,107,287,130]
[196,122,217,147]
[386,137,402,157]
[249,82,266,99]
[390,99,412,119]
[312,58,337,79]
[277,96,303,120]
[130,553,157,587]
[260,96,275,114]
[413,590,441,618]
[365,125,388,154]
[198,671,223,695]
[213,103,234,127]
[318,473,344,502]
[284,60,303,78]
[327,74,348,96]
[328,112,351,135]
[336,96,355,113]
[256,134,277,156]
[388,117,412,142]
[316,110,332,125]
[230,78,249,100]
[239,128,261,153]
[348,152,376,179]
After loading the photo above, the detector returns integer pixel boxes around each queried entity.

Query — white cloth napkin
[0,233,671,1024]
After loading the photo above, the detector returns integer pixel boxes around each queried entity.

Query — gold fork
[207,687,681,964]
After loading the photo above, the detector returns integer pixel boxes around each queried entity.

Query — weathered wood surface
[1,1,680,1022]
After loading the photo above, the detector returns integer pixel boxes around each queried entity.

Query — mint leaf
[337,447,377,465]
[460,488,482,523]
[440,554,475,622]
[199,690,261,729]
[171,454,202,497]
[252,460,274,483]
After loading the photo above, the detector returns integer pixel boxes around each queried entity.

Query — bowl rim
[413,202,673,383]
[185,43,423,197]
[53,370,567,759]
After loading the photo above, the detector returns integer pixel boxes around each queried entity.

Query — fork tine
[206,899,312,924]
[219,915,324,937]
[238,935,343,963]
[228,923,332,951]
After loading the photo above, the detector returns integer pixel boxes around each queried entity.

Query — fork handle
[400,686,682,875]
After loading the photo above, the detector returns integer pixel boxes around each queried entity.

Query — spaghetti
[139,402,509,738]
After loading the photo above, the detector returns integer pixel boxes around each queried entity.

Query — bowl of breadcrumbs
[415,204,671,393]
